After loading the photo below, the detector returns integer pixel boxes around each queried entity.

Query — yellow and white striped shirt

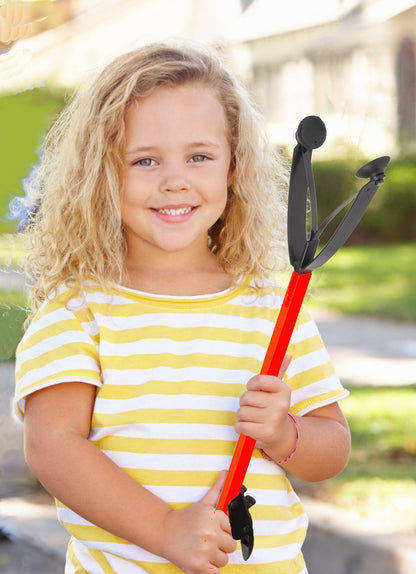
[15,278,348,574]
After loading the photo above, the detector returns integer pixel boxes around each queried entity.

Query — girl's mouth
[156,206,194,216]
[151,205,197,222]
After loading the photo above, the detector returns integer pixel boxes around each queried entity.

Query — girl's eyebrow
[186,141,221,150]
[125,141,221,156]
[125,145,157,156]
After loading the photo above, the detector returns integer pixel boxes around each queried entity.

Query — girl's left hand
[234,356,292,453]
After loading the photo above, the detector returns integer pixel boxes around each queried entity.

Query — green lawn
[0,284,29,360]
[0,300,28,360]
[0,88,64,234]
[0,235,29,359]
[305,243,416,322]
[294,385,416,532]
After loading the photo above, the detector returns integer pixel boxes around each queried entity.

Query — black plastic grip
[228,485,256,560]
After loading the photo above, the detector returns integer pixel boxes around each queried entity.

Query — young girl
[14,43,350,574]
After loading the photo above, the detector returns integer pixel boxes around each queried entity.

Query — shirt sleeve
[285,306,349,416]
[14,295,102,421]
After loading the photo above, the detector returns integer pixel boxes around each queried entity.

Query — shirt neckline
[114,282,237,300]
[107,275,249,307]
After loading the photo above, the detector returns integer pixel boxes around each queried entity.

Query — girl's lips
[155,206,193,215]
[151,205,198,223]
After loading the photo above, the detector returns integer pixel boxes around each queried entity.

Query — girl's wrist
[260,412,300,465]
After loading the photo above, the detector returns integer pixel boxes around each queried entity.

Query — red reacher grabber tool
[218,115,391,560]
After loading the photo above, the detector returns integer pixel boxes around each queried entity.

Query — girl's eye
[190,154,209,163]
[135,158,155,167]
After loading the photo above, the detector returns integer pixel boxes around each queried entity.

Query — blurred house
[1,0,416,157]
[229,0,416,158]
[0,0,242,91]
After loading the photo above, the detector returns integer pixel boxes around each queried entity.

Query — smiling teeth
[157,207,193,215]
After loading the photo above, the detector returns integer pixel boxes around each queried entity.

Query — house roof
[228,0,416,43]
[2,0,416,94]
[228,0,346,43]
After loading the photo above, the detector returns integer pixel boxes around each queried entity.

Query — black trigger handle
[228,485,256,560]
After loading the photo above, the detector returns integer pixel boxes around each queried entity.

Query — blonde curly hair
[22,42,289,315]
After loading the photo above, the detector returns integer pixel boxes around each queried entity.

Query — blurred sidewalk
[1,488,416,574]
[0,490,68,573]
[313,308,416,386]
[0,269,30,292]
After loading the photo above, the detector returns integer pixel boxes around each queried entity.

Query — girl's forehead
[124,84,230,146]
[127,83,223,116]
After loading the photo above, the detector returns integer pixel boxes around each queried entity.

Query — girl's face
[122,83,232,268]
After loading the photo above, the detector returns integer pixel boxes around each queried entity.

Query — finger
[218,521,237,552]
[220,533,237,554]
[201,470,227,507]
[210,548,231,569]
[246,359,292,392]
[237,405,265,423]
[278,355,292,378]
[217,509,233,535]
[246,374,286,393]
[239,390,268,408]
[234,420,264,439]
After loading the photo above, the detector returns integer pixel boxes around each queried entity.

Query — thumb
[201,470,227,508]
[278,354,292,379]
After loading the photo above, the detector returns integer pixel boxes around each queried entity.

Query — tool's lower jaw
[228,485,256,560]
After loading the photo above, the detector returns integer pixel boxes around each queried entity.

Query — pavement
[0,491,68,574]
[313,308,416,386]
[1,487,416,574]
[0,294,415,572]
[0,269,31,293]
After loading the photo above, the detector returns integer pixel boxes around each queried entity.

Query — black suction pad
[296,116,327,150]
[355,156,391,179]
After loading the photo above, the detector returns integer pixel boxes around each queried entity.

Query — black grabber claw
[228,485,256,560]
[288,115,390,274]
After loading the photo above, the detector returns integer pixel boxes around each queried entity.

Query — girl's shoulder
[28,278,113,326]
[237,274,288,303]
[237,274,314,327]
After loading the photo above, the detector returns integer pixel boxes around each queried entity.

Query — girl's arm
[235,374,351,481]
[24,382,236,573]
[278,402,351,481]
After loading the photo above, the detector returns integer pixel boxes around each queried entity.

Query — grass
[0,88,65,234]
[306,243,416,322]
[0,235,29,360]
[0,291,29,361]
[294,385,416,532]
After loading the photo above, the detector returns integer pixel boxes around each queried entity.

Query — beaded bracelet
[260,412,300,465]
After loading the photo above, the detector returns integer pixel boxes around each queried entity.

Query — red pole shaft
[216,271,312,514]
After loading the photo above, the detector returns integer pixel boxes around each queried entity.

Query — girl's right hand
[160,470,237,573]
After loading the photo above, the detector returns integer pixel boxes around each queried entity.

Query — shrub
[313,157,416,243]
[0,88,65,233]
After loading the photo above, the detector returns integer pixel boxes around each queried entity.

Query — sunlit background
[2,0,416,156]
[0,2,415,572]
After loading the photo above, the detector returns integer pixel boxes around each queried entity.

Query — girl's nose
[159,165,191,193]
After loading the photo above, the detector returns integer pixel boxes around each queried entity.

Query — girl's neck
[123,252,232,297]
